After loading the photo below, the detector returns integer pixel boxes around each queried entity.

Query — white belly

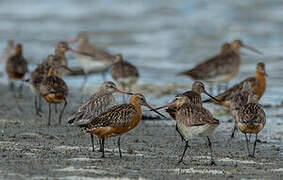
[76,55,110,73]
[178,123,219,139]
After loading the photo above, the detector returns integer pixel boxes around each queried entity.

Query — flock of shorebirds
[1,32,267,165]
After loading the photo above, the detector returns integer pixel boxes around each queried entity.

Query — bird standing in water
[68,81,133,152]
[5,44,28,97]
[178,40,262,93]
[154,95,220,165]
[77,93,166,158]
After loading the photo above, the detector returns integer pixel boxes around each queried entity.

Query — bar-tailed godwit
[39,67,68,126]
[178,40,262,92]
[235,94,266,157]
[5,44,28,97]
[67,32,115,87]
[111,54,139,100]
[154,94,220,165]
[68,81,132,152]
[77,93,165,158]
[203,62,267,108]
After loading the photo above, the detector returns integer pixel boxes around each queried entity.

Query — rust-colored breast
[43,93,66,104]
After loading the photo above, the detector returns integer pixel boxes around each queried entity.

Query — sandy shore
[0,84,282,180]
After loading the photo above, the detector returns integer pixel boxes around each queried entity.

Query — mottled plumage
[235,94,266,157]
[165,81,218,120]
[111,54,139,92]
[81,104,137,131]
[179,42,238,83]
[155,94,219,165]
[5,44,28,80]
[76,93,165,158]
[203,62,267,107]
[40,68,68,126]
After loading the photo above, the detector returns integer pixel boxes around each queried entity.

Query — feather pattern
[237,103,266,125]
[5,54,28,79]
[79,104,137,130]
[176,105,219,127]
[40,76,68,97]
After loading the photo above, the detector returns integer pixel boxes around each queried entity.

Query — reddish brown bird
[154,94,220,165]
[39,67,68,126]
[203,62,267,108]
[29,42,84,116]
[5,44,28,97]
[67,32,115,87]
[68,81,133,152]
[178,40,262,92]
[227,81,254,138]
[111,54,139,96]
[77,93,166,158]
[235,94,266,157]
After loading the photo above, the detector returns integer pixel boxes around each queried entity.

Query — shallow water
[0,1,283,130]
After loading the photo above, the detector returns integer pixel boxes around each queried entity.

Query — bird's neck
[255,71,266,88]
[55,49,66,58]
[129,98,142,127]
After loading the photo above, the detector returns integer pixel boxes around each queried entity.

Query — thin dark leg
[248,134,252,142]
[48,103,52,126]
[58,99,67,125]
[251,134,257,158]
[117,137,122,158]
[34,95,41,117]
[178,140,189,163]
[176,124,185,142]
[38,96,43,112]
[207,137,216,165]
[90,134,95,152]
[101,138,105,158]
[231,123,237,139]
[80,73,88,91]
[98,139,103,152]
[245,133,251,156]
[54,104,58,113]
[9,80,14,91]
[18,82,23,98]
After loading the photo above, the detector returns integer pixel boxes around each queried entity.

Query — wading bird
[5,44,28,97]
[77,93,166,158]
[178,40,262,93]
[67,32,115,88]
[203,62,267,108]
[234,94,266,157]
[39,67,68,126]
[68,81,133,152]
[111,54,139,101]
[154,95,220,165]
[164,81,219,141]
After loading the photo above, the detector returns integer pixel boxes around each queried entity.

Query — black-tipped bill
[204,90,221,103]
[145,103,167,118]
[116,89,133,95]
[243,45,263,55]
